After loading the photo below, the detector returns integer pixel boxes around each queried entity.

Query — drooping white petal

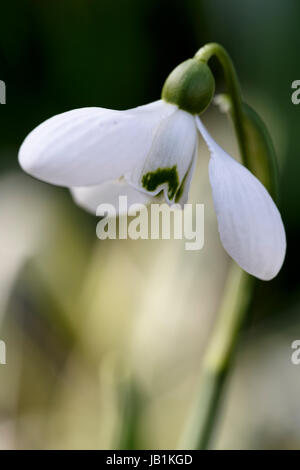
[126,109,197,204]
[196,116,286,280]
[19,100,177,187]
[70,180,158,215]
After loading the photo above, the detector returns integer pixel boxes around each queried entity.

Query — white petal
[19,100,177,187]
[70,180,158,215]
[126,109,197,204]
[196,116,286,280]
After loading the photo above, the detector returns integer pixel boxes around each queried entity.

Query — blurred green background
[0,0,300,449]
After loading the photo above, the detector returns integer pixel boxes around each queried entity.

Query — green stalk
[117,378,143,450]
[195,43,250,168]
[179,44,257,450]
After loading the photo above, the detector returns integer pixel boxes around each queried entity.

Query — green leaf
[242,102,279,201]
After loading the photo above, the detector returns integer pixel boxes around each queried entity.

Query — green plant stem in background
[117,378,144,450]
[179,264,254,449]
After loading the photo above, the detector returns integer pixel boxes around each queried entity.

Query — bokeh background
[0,0,300,450]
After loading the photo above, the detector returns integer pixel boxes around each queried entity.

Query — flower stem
[179,263,254,449]
[195,43,250,168]
[178,43,256,450]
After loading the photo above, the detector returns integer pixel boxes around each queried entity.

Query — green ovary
[142,165,179,200]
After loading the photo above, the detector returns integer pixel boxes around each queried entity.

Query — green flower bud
[162,58,215,115]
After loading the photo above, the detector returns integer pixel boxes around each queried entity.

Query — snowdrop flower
[19,53,286,281]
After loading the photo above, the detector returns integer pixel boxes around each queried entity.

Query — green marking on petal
[142,165,179,200]
[175,177,185,203]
